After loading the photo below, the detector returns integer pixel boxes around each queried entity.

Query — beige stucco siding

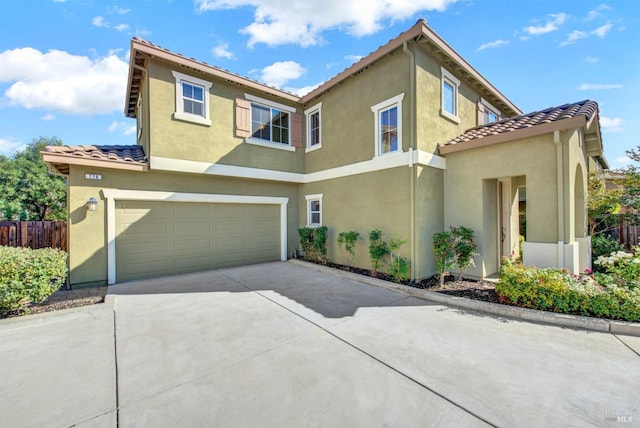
[67,165,298,286]
[303,52,411,173]
[414,46,508,155]
[415,165,444,278]
[147,61,304,173]
[298,167,412,273]
[443,134,559,277]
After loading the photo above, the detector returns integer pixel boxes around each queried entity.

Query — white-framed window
[479,97,501,125]
[171,71,212,126]
[305,194,323,226]
[304,102,322,153]
[441,67,460,123]
[244,93,296,152]
[371,93,404,157]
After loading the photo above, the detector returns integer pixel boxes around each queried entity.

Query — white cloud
[211,43,235,59]
[0,47,129,115]
[583,56,599,63]
[109,6,131,14]
[477,39,509,52]
[108,120,136,136]
[344,54,364,63]
[600,117,623,132]
[0,138,27,156]
[259,61,306,88]
[585,4,611,22]
[93,15,128,31]
[284,83,322,97]
[41,113,55,121]
[577,83,623,91]
[523,13,567,36]
[591,22,612,37]
[614,156,632,168]
[560,30,588,46]
[195,0,456,47]
[92,16,109,28]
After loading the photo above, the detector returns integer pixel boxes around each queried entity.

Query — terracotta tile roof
[43,145,147,164]
[443,100,598,148]
[42,145,148,175]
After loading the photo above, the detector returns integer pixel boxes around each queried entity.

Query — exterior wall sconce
[87,197,98,212]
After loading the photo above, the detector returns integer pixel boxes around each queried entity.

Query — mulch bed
[1,286,107,319]
[321,260,501,303]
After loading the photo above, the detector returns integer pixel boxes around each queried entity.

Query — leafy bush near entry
[594,247,640,290]
[297,226,328,263]
[496,259,640,322]
[591,234,623,272]
[450,226,478,280]
[0,246,68,315]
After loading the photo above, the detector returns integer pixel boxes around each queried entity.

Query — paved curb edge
[0,295,116,329]
[289,259,640,337]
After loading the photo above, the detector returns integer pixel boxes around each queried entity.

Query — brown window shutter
[235,98,251,138]
[291,112,302,148]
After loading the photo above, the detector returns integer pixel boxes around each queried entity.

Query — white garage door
[115,201,280,282]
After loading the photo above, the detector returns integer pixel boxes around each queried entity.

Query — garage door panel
[173,238,211,252]
[115,201,280,282]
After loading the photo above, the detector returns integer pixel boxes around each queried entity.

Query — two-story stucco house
[42,19,607,287]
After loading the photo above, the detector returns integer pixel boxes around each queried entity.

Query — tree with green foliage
[450,226,478,280]
[433,231,455,287]
[0,136,66,221]
[388,237,410,282]
[587,172,622,236]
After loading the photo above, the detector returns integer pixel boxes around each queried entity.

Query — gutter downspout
[403,41,417,280]
[554,130,565,269]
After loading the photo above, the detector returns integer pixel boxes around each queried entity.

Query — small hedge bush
[297,226,328,263]
[0,246,68,315]
[496,260,640,322]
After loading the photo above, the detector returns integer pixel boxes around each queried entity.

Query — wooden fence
[0,221,67,252]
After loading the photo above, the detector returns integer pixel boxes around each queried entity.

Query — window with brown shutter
[235,97,251,138]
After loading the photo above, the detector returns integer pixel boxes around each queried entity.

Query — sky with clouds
[0,0,638,168]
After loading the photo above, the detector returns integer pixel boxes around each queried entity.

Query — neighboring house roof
[41,145,148,175]
[125,19,522,119]
[440,99,607,168]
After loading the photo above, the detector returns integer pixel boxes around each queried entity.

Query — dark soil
[1,286,107,319]
[321,260,500,303]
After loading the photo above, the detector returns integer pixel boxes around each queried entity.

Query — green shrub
[368,229,390,274]
[450,226,478,280]
[0,246,68,315]
[298,226,328,263]
[433,231,455,287]
[388,238,410,282]
[594,247,640,289]
[496,260,640,322]
[591,234,623,272]
[337,231,360,267]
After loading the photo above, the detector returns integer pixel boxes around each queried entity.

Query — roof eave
[439,115,587,155]
[127,39,299,109]
[41,152,149,173]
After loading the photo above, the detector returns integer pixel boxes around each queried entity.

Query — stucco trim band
[150,150,446,184]
[100,188,289,285]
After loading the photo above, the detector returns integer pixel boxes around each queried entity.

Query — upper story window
[441,67,460,123]
[304,102,322,153]
[479,98,501,125]
[237,94,299,152]
[371,93,404,157]
[305,194,323,226]
[171,71,212,126]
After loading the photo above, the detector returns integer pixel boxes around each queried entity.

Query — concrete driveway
[1,261,638,427]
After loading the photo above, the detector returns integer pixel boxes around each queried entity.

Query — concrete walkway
[1,262,638,427]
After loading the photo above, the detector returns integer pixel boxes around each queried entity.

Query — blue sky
[0,0,638,168]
